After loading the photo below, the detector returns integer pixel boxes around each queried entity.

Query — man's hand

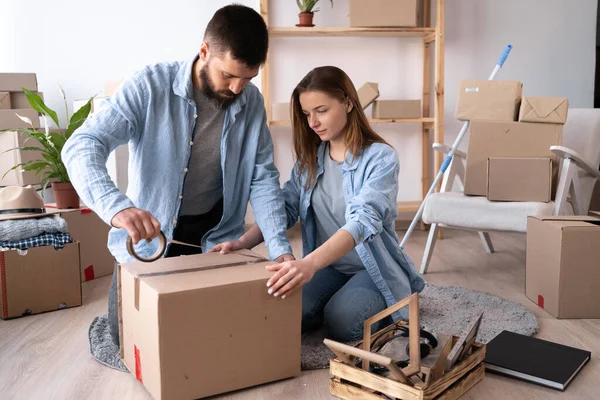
[111,207,161,245]
[207,240,244,254]
[265,258,316,299]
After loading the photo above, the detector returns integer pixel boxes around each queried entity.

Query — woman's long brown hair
[291,66,389,189]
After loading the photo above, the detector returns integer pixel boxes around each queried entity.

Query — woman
[210,66,424,341]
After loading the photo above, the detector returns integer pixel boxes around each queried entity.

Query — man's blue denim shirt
[62,56,292,263]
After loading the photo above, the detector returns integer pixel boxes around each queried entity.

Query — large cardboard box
[10,91,43,109]
[464,121,563,196]
[357,82,379,109]
[0,108,40,130]
[0,130,47,186]
[526,216,600,319]
[118,249,301,400]
[0,243,81,319]
[0,92,10,109]
[350,0,419,27]
[372,100,421,119]
[0,73,38,92]
[271,102,290,121]
[46,206,114,282]
[518,96,568,124]
[486,157,552,202]
[456,80,522,121]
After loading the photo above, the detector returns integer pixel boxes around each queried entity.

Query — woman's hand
[207,239,244,254]
[265,258,317,299]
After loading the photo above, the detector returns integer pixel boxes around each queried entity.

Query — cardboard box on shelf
[0,73,38,92]
[356,82,379,110]
[119,249,301,400]
[456,80,522,121]
[105,80,123,97]
[526,216,600,319]
[0,92,10,109]
[0,131,47,186]
[518,96,569,124]
[486,157,552,202]
[350,0,419,27]
[271,102,290,121]
[464,121,563,196]
[0,242,81,320]
[9,91,43,109]
[0,108,40,130]
[46,205,113,282]
[372,99,421,119]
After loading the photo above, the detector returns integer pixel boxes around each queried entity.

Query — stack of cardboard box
[357,82,422,119]
[457,80,567,202]
[0,73,45,186]
[457,80,600,319]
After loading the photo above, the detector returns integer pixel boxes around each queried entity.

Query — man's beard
[199,63,239,110]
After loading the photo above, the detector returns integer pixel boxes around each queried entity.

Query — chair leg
[478,232,495,253]
[420,223,440,274]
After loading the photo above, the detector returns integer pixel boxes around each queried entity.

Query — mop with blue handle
[400,44,513,249]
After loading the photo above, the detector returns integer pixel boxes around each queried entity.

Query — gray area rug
[89,283,538,372]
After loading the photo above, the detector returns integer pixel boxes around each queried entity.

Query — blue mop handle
[399,44,513,250]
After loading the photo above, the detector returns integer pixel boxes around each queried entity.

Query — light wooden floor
[0,228,598,399]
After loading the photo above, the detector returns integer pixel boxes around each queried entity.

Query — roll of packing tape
[126,231,167,262]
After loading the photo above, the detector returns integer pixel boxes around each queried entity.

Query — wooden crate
[329,337,485,400]
[325,294,486,400]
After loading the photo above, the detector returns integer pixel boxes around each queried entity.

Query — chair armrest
[550,145,600,178]
[432,143,467,159]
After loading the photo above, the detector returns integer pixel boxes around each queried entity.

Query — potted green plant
[2,87,94,209]
[296,0,333,27]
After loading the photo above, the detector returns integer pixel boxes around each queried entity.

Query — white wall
[1,0,596,218]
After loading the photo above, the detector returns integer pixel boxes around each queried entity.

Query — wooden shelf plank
[270,118,434,126]
[269,27,436,38]
[397,201,422,213]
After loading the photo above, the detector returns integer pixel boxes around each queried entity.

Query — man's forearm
[237,224,265,249]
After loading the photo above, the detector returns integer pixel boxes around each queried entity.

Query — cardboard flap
[530,215,600,225]
[527,97,568,118]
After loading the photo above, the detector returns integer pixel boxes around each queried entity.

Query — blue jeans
[302,267,392,342]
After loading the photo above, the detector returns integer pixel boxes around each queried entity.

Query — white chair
[420,108,600,274]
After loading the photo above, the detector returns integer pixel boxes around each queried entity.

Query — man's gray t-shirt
[312,145,365,274]
[180,89,225,216]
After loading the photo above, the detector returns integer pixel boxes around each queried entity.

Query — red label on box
[537,295,544,308]
[84,265,95,281]
[134,345,143,383]
[0,253,7,319]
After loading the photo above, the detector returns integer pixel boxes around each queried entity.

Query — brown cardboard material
[0,73,38,92]
[350,0,419,27]
[0,131,47,186]
[46,206,113,282]
[526,216,600,318]
[105,80,123,97]
[271,102,290,121]
[10,91,43,109]
[464,121,563,196]
[486,157,552,202]
[519,96,568,124]
[0,108,40,130]
[456,80,522,121]
[0,243,81,319]
[357,82,380,109]
[372,100,421,119]
[0,92,10,109]
[118,249,301,400]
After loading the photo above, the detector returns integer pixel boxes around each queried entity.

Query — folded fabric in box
[0,215,68,241]
[0,232,73,251]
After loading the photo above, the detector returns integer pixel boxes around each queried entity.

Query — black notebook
[484,330,591,391]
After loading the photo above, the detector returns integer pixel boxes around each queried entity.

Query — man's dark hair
[204,4,269,67]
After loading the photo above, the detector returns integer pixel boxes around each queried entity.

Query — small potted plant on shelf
[2,87,94,209]
[296,0,333,27]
